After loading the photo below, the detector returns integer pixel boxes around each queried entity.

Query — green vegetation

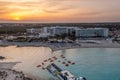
[28,37,48,42]
[0,56,5,60]
[7,37,28,42]
[53,32,76,41]
[0,26,26,34]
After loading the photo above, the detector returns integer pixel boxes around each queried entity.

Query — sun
[13,17,21,21]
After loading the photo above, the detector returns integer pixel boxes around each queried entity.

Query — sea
[0,46,120,80]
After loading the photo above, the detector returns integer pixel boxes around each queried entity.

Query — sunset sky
[0,0,120,23]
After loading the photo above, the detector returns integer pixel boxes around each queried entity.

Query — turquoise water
[0,47,120,80]
[54,48,120,80]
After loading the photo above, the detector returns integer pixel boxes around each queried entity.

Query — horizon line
[0,21,120,24]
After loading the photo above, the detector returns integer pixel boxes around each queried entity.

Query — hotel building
[49,26,77,36]
[26,27,109,38]
[75,28,109,38]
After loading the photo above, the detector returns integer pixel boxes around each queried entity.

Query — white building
[38,33,50,38]
[49,26,77,36]
[42,27,51,33]
[26,28,42,34]
[75,28,109,38]
[26,27,50,38]
[26,27,50,34]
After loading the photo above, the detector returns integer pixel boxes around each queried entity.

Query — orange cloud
[0,0,120,22]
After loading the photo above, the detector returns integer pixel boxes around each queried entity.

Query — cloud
[0,1,40,14]
[0,0,40,2]
[42,9,59,13]
[42,6,73,13]
[79,11,103,16]
[0,0,120,22]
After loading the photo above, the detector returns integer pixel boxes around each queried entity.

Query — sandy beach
[0,40,120,51]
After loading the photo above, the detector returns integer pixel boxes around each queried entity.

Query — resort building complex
[26,26,109,38]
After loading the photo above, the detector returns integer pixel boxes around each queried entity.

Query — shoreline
[0,62,36,80]
[0,42,120,80]
[0,62,20,69]
[0,41,120,52]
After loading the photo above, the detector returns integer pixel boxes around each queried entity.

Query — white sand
[0,62,19,69]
